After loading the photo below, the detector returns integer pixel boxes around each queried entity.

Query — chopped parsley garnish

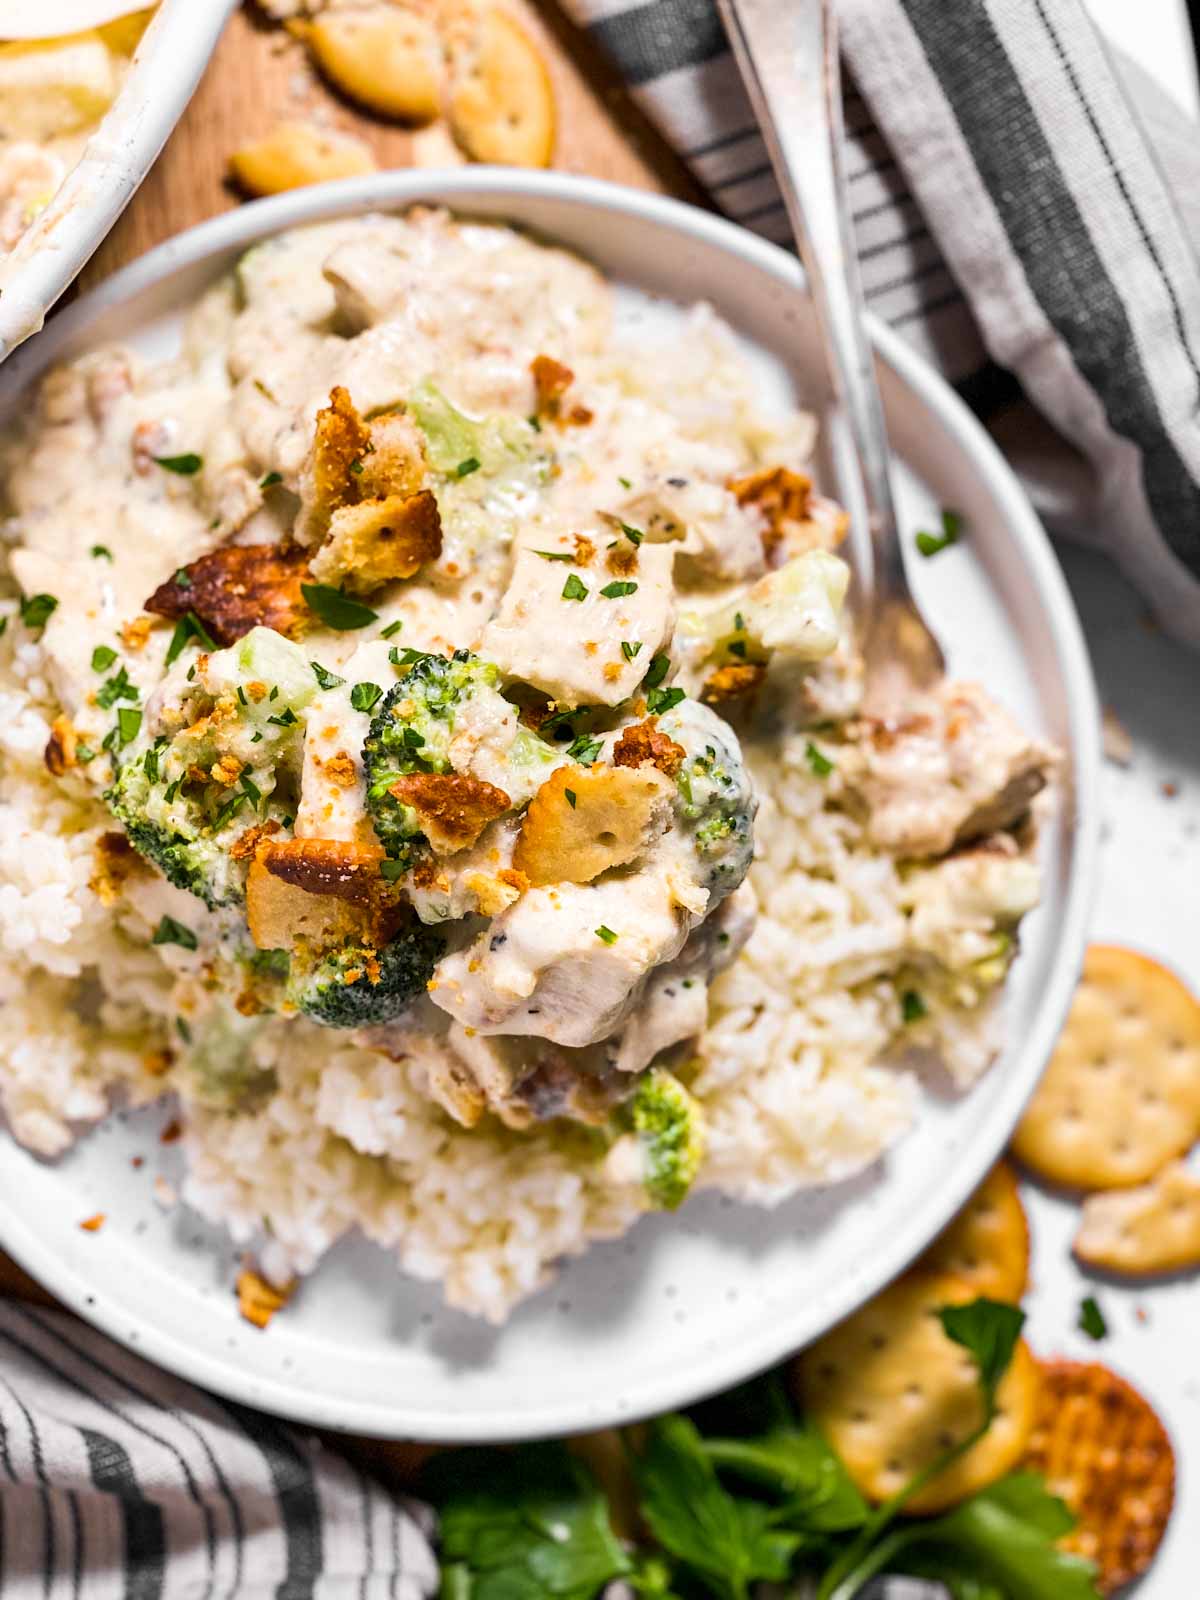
[805,740,834,777]
[401,726,425,749]
[1078,1295,1107,1341]
[350,681,383,713]
[379,859,406,882]
[564,788,577,809]
[152,915,197,950]
[269,686,278,700]
[727,638,747,658]
[20,593,58,630]
[259,471,282,488]
[621,640,642,662]
[175,1016,192,1044]
[618,475,632,489]
[349,457,365,476]
[535,549,575,562]
[266,707,297,727]
[734,611,745,631]
[562,573,589,602]
[90,545,112,561]
[454,456,481,478]
[213,793,246,830]
[311,661,345,691]
[380,619,404,639]
[164,610,217,667]
[601,580,638,599]
[301,583,378,630]
[236,685,247,706]
[153,453,203,476]
[0,618,7,639]
[901,989,928,1023]
[643,653,670,690]
[595,925,618,945]
[392,646,426,668]
[142,744,162,782]
[91,644,118,673]
[173,568,192,588]
[915,508,963,558]
[95,665,139,709]
[240,772,261,805]
[567,734,603,764]
[75,744,96,764]
[618,522,643,546]
[646,685,684,715]
[116,707,142,746]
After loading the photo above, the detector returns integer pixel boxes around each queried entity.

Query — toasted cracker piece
[310,489,442,593]
[1074,1160,1200,1275]
[237,1266,295,1331]
[307,6,443,122]
[246,837,398,952]
[612,717,686,778]
[1023,1360,1175,1594]
[728,466,849,556]
[144,542,311,646]
[920,1161,1030,1301]
[793,1272,1039,1514]
[44,714,77,776]
[512,763,674,887]
[299,385,373,541]
[445,6,555,167]
[357,410,428,501]
[89,832,149,906]
[390,772,510,856]
[530,353,573,416]
[1012,945,1200,1189]
[701,663,767,705]
[229,120,377,197]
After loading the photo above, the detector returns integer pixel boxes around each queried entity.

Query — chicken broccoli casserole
[0,211,1055,1321]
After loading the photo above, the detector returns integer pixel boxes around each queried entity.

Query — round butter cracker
[229,121,377,197]
[445,5,555,167]
[1023,1360,1175,1595]
[1074,1159,1200,1276]
[793,1272,1038,1514]
[1012,944,1200,1189]
[307,6,444,125]
[920,1160,1029,1300]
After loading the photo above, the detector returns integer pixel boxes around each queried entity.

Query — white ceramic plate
[0,0,237,359]
[0,171,1099,1440]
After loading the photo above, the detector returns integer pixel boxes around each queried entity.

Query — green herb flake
[236,685,247,706]
[175,1016,192,1044]
[302,583,379,631]
[621,640,642,662]
[95,665,139,710]
[75,744,96,764]
[153,452,203,476]
[915,507,964,558]
[595,925,618,945]
[152,914,198,951]
[164,610,217,668]
[647,685,684,715]
[380,619,404,639]
[240,772,262,806]
[266,707,298,728]
[310,661,345,691]
[349,457,365,476]
[901,989,927,1023]
[1078,1295,1107,1341]
[90,545,113,561]
[259,471,283,488]
[619,522,644,546]
[567,734,603,764]
[116,707,142,746]
[173,568,192,588]
[535,549,575,562]
[91,645,118,673]
[379,859,406,882]
[564,788,577,809]
[805,740,834,777]
[734,611,745,631]
[728,638,747,658]
[20,593,58,631]
[643,653,670,690]
[562,573,589,602]
[601,580,638,598]
[350,681,383,713]
[454,456,481,478]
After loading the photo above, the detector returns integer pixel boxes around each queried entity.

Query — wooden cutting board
[82,1,704,287]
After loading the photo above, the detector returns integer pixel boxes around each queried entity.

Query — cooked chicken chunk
[839,682,1056,858]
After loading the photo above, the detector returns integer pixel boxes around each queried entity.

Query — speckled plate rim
[0,169,1100,1438]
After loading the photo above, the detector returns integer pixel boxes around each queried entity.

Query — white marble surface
[1019,543,1200,1593]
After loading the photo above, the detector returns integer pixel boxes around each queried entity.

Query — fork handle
[716,0,905,614]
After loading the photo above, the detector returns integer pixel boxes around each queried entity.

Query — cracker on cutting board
[1023,1360,1175,1595]
[305,6,444,124]
[919,1161,1030,1300]
[229,120,377,196]
[793,1272,1039,1514]
[444,5,555,167]
[1074,1159,1200,1275]
[1011,944,1200,1189]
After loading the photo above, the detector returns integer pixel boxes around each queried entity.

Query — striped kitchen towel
[0,1300,438,1599]
[560,0,1200,649]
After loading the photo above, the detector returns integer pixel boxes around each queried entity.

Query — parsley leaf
[635,1416,800,1600]
[562,573,589,602]
[302,583,379,630]
[647,685,684,715]
[20,593,58,631]
[152,914,197,950]
[901,989,928,1024]
[805,740,834,777]
[915,508,963,558]
[380,619,404,639]
[426,1443,631,1600]
[116,706,142,746]
[595,925,617,944]
[95,665,139,709]
[643,653,670,690]
[939,1298,1025,1411]
[350,681,382,713]
[621,640,643,662]
[259,471,282,488]
[154,452,203,476]
[567,734,602,764]
[454,456,481,478]
[1078,1295,1107,1341]
[90,545,113,561]
[310,661,345,691]
[534,549,575,562]
[564,788,577,808]
[91,645,118,673]
[601,580,638,598]
[165,611,217,667]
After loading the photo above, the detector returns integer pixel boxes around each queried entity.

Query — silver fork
[717,0,945,710]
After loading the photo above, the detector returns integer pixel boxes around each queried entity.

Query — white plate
[0,170,1100,1440]
[0,0,237,360]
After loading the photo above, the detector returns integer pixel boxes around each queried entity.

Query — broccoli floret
[628,1067,706,1210]
[106,626,313,909]
[658,699,756,897]
[289,923,444,1028]
[679,550,849,667]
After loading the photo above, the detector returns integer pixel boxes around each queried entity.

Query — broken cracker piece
[297,385,373,543]
[310,489,442,594]
[612,716,685,778]
[701,662,766,705]
[246,837,399,953]
[307,5,443,123]
[229,120,377,197]
[44,714,77,776]
[1074,1160,1200,1276]
[145,543,311,646]
[237,1265,295,1330]
[512,763,673,887]
[390,771,510,856]
[920,1160,1030,1301]
[445,6,555,168]
[1023,1360,1174,1594]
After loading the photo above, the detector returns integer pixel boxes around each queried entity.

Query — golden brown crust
[531,354,574,415]
[120,616,153,653]
[44,714,77,776]
[1023,1360,1175,1594]
[256,836,385,901]
[612,717,686,778]
[701,663,767,704]
[311,489,443,593]
[229,818,282,863]
[89,831,149,906]
[144,542,312,646]
[513,763,673,887]
[236,1265,295,1331]
[1074,1161,1200,1276]
[729,465,811,546]
[309,384,372,529]
[246,837,399,953]
[389,771,510,856]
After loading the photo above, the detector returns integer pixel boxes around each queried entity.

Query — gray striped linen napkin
[0,1301,438,1599]
[561,0,1200,649]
